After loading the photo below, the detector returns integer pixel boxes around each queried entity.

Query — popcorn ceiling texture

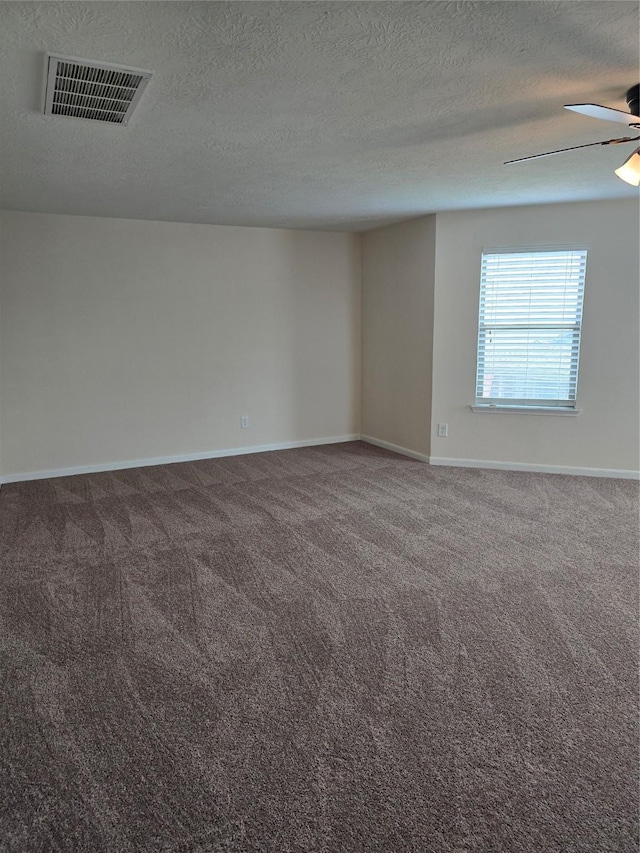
[0,1,638,230]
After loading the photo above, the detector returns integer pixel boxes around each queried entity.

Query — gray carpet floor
[0,441,638,852]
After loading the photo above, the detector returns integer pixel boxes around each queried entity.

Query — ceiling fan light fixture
[614,147,640,186]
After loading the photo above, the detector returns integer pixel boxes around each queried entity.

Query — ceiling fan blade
[564,103,640,127]
[504,136,640,165]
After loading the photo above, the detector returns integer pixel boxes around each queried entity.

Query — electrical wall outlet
[437,423,448,438]
[240,416,249,429]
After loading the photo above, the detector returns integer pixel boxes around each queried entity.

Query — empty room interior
[1,2,639,851]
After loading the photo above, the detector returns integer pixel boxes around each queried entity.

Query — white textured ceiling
[0,1,638,231]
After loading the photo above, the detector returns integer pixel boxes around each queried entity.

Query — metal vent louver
[43,54,152,124]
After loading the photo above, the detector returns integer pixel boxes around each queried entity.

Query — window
[475,249,587,409]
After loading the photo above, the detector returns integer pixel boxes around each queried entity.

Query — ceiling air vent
[43,54,152,125]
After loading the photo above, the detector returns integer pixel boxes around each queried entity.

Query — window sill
[470,404,581,417]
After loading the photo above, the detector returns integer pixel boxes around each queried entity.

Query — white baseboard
[3,438,636,484]
[429,456,640,480]
[361,435,430,463]
[0,435,362,485]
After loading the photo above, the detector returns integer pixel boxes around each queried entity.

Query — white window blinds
[475,249,587,407]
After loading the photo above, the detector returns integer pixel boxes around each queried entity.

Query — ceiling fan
[505,84,640,186]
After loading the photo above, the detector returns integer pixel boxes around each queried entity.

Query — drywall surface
[0,247,2,475]
[0,211,360,477]
[431,199,640,472]
[361,215,436,458]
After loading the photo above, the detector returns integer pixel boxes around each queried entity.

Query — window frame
[473,246,588,414]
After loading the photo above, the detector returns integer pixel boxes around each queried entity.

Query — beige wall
[361,216,436,458]
[431,199,640,473]
[0,211,361,477]
[2,198,637,481]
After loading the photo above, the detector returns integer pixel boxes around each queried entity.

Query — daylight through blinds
[475,250,587,406]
